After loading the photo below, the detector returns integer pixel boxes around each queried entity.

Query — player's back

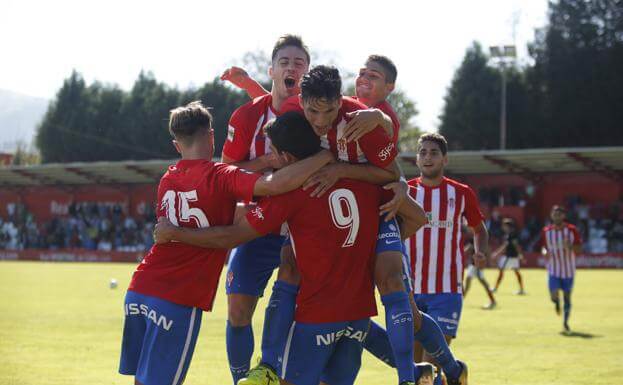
[129,159,258,311]
[254,179,382,323]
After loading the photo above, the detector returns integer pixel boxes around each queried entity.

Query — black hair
[366,54,398,83]
[168,101,212,145]
[418,133,448,155]
[265,111,321,159]
[271,34,311,64]
[300,65,342,102]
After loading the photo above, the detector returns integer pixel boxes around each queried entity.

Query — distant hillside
[0,89,49,151]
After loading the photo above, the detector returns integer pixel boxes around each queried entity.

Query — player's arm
[253,149,334,196]
[154,216,261,249]
[471,221,491,268]
[381,183,426,240]
[220,66,269,99]
[513,239,525,260]
[222,153,289,173]
[342,108,394,142]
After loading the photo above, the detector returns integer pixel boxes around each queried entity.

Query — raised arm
[221,66,269,99]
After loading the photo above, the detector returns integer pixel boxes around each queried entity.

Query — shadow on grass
[560,330,602,339]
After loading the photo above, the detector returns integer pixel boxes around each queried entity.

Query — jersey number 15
[161,190,210,228]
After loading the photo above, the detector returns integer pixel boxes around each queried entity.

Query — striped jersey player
[541,205,583,332]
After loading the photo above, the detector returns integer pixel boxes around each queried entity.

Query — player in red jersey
[118,102,334,385]
[153,109,428,385]
[405,133,488,384]
[541,205,582,332]
[220,35,312,384]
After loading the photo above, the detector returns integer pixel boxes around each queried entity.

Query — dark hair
[502,218,515,227]
[417,133,448,155]
[552,205,567,213]
[168,101,212,145]
[271,34,310,64]
[265,111,321,159]
[300,65,342,102]
[366,54,397,83]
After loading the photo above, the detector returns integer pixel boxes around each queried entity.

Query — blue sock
[363,321,423,380]
[563,298,571,325]
[260,280,298,373]
[381,291,415,383]
[414,312,461,381]
[226,321,254,384]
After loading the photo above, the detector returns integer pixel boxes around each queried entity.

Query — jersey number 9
[329,189,360,248]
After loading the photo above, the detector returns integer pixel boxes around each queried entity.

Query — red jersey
[405,177,484,294]
[222,94,278,161]
[281,96,397,168]
[541,223,582,278]
[352,97,401,144]
[128,160,260,311]
[246,180,383,323]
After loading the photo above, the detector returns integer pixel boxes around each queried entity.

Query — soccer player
[541,205,582,332]
[463,242,496,309]
[118,102,334,385]
[492,218,526,295]
[220,35,311,384]
[406,133,488,384]
[153,109,428,385]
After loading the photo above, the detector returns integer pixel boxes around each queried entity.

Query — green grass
[1,261,622,384]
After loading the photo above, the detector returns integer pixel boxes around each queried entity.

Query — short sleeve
[222,106,254,162]
[358,126,397,168]
[246,193,296,235]
[462,186,485,227]
[216,164,262,202]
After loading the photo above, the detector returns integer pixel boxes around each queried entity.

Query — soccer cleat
[482,301,496,310]
[415,362,436,385]
[446,360,468,385]
[563,322,570,332]
[238,363,279,385]
[515,289,526,295]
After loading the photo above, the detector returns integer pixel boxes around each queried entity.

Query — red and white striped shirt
[541,223,582,278]
[222,94,277,162]
[405,177,484,294]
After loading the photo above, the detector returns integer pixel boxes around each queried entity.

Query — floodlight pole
[500,61,507,150]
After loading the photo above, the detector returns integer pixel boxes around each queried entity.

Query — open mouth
[284,77,296,89]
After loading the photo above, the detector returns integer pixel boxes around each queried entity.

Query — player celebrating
[406,133,488,384]
[541,205,582,332]
[492,218,526,294]
[220,35,311,384]
[463,242,496,309]
[153,110,428,385]
[118,102,334,385]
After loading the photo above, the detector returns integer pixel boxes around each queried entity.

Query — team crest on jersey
[251,206,264,220]
[337,138,348,154]
[227,125,235,142]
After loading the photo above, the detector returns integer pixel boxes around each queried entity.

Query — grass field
[1,261,622,385]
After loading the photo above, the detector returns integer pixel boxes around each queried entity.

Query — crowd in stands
[1,194,622,253]
[0,202,155,252]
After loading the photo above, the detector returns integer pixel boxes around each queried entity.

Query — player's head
[265,111,321,160]
[502,218,515,233]
[299,65,342,137]
[269,34,310,99]
[551,205,566,225]
[356,55,397,105]
[416,133,448,179]
[168,101,214,157]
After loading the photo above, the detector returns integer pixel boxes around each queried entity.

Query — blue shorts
[375,218,412,292]
[413,293,463,338]
[119,291,202,385]
[226,234,285,296]
[549,275,574,293]
[282,318,370,385]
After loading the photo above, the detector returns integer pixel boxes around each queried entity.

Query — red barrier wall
[0,249,143,263]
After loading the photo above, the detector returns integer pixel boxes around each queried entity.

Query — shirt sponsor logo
[378,142,395,162]
[251,207,264,221]
[424,212,454,228]
[125,303,173,331]
[316,326,368,346]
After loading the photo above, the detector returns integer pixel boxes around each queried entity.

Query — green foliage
[440,0,623,149]
[36,71,248,163]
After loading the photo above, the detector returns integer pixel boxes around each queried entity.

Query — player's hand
[379,179,409,221]
[264,152,296,169]
[343,109,383,142]
[220,66,251,91]
[153,217,176,244]
[474,251,487,269]
[302,164,343,197]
